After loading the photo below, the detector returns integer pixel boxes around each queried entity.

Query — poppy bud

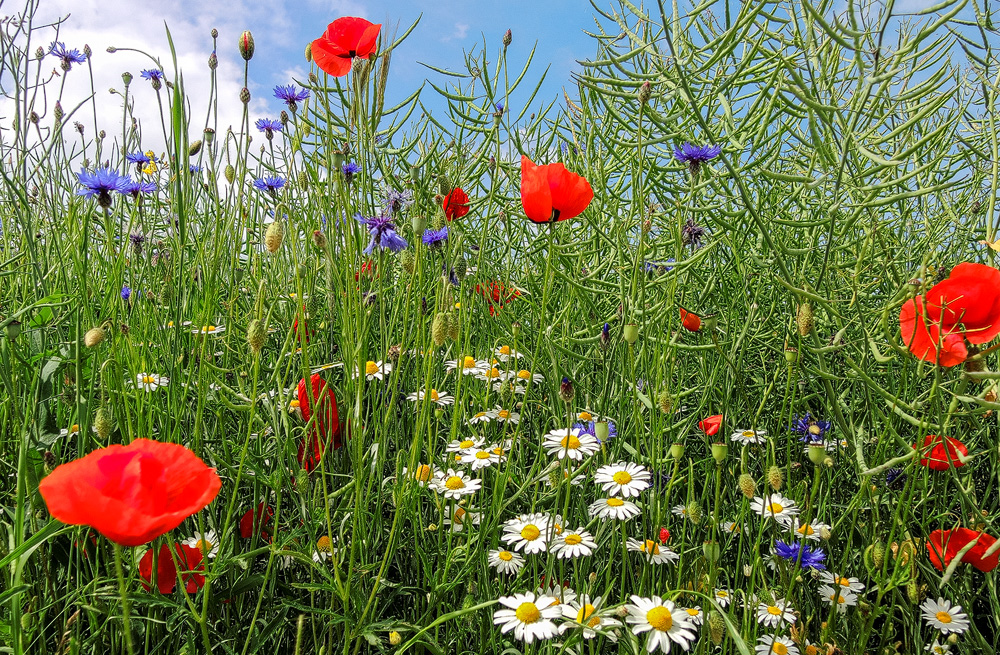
[447,312,460,342]
[737,473,755,498]
[6,320,21,341]
[432,313,448,346]
[312,230,327,250]
[94,407,113,439]
[54,101,63,123]
[224,164,235,184]
[638,81,652,105]
[657,389,673,414]
[670,443,685,460]
[453,257,468,281]
[707,611,725,645]
[503,29,512,46]
[767,465,784,491]
[240,87,251,105]
[711,442,728,463]
[872,541,885,568]
[906,579,919,604]
[796,303,814,336]
[84,327,105,348]
[389,631,401,646]
[239,31,255,61]
[264,221,284,253]
[686,502,702,524]
[247,319,266,353]
[559,377,575,403]
[623,323,639,344]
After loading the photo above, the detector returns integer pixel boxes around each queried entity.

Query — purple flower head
[120,177,157,197]
[601,322,611,349]
[49,42,87,69]
[77,167,129,208]
[189,165,202,174]
[422,226,448,248]
[355,213,407,254]
[120,285,132,301]
[255,118,282,139]
[644,259,675,276]
[673,143,722,172]
[253,176,285,194]
[382,187,413,215]
[885,467,906,490]
[140,69,164,83]
[791,413,833,442]
[773,540,826,570]
[273,84,309,109]
[681,219,707,248]
[342,162,361,176]
[125,151,151,165]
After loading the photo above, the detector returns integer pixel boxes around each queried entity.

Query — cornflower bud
[638,81,652,105]
[312,230,327,250]
[559,377,575,403]
[211,28,218,38]
[503,29,512,46]
[240,87,251,104]
[238,31,255,61]
[35,46,45,59]
[600,322,611,349]
[208,51,218,70]
[53,101,63,123]
[83,44,92,58]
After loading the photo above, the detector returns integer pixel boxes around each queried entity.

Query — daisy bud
[819,526,832,541]
[686,502,702,524]
[615,605,629,618]
[93,407,113,439]
[447,312,460,342]
[559,377,575,403]
[312,230,327,250]
[737,473,756,499]
[224,164,235,184]
[240,87,251,105]
[796,303,814,336]
[389,631,401,646]
[264,221,284,253]
[657,389,673,414]
[707,611,725,645]
[247,319,266,353]
[427,523,437,532]
[431,313,448,346]
[623,323,639,344]
[83,327,105,348]
[239,30,255,61]
[502,29,512,47]
[946,633,958,645]
[638,81,652,105]
[767,465,784,491]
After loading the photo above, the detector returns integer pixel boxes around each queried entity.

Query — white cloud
[439,22,470,43]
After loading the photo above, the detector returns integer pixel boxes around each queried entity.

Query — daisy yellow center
[837,577,850,587]
[290,400,300,408]
[365,361,379,375]
[767,606,782,616]
[766,502,785,514]
[474,412,488,419]
[642,539,660,555]
[498,550,513,561]
[521,525,541,541]
[203,325,215,331]
[564,534,583,545]
[606,498,624,507]
[463,356,476,368]
[316,536,332,552]
[430,389,440,401]
[936,611,952,624]
[486,367,501,378]
[835,595,846,604]
[646,606,673,632]
[515,602,541,624]
[579,411,593,421]
[454,454,462,462]
[517,369,530,379]
[445,476,465,490]
[772,643,789,655]
[142,376,156,384]
[560,435,581,449]
[576,604,596,623]
[806,647,820,655]
[69,424,80,433]
[797,524,815,535]
[492,447,505,456]
[497,410,510,419]
[613,471,633,485]
[196,538,213,551]
[414,465,431,482]
[459,439,474,448]
[686,609,700,618]
[742,430,755,437]
[717,591,729,598]
[475,451,491,459]
[499,345,511,355]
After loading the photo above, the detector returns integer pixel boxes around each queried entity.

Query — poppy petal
[311,37,353,77]
[547,163,594,220]
[520,156,553,223]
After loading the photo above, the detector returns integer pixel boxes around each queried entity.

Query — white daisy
[356,360,391,381]
[559,595,621,641]
[755,635,799,655]
[444,506,480,532]
[492,592,560,644]
[731,428,768,445]
[756,599,796,628]
[542,428,600,461]
[492,407,521,424]
[627,538,679,565]
[312,535,336,562]
[588,497,641,521]
[575,408,604,422]
[192,324,225,335]
[925,640,951,654]
[818,585,857,614]
[779,516,830,542]
[445,356,486,376]
[59,424,82,438]
[722,521,747,536]
[446,436,484,453]
[713,589,732,607]
[625,595,697,654]
[594,462,651,498]
[494,344,523,362]
[492,380,528,395]
[670,504,688,518]
[511,368,545,384]
[488,442,510,464]
[488,548,525,575]
[161,320,193,330]
[406,388,454,406]
[920,597,969,635]
[467,409,498,425]
[681,606,704,626]
[401,463,437,487]
[551,529,597,559]
[501,513,552,554]
[475,366,505,383]
[819,571,866,594]
[431,469,481,499]
[311,362,344,373]
[134,373,168,392]
[536,583,577,608]
[750,493,800,522]
[460,447,500,470]
[183,531,220,559]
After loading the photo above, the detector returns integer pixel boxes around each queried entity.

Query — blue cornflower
[342,162,361,176]
[49,42,87,69]
[253,176,285,194]
[494,101,504,115]
[422,226,448,248]
[673,143,722,173]
[273,84,309,109]
[574,420,617,444]
[120,285,132,301]
[382,187,413,215]
[644,259,675,276]
[120,177,157,197]
[76,167,128,208]
[125,151,151,165]
[885,467,906,489]
[355,213,407,254]
[140,69,165,86]
[189,165,202,174]
[255,118,282,139]
[791,413,833,442]
[773,540,826,570]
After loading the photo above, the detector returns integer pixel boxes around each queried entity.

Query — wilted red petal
[899,297,967,367]
[915,434,968,471]
[38,439,221,547]
[443,188,470,221]
[239,502,274,539]
[699,415,723,437]
[680,308,702,332]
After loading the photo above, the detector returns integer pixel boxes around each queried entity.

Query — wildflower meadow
[3,0,1000,653]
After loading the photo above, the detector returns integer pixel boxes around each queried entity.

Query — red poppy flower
[899,263,1000,366]
[297,374,342,472]
[698,415,723,437]
[311,17,381,77]
[443,188,470,221]
[927,528,999,573]
[679,308,701,332]
[520,156,594,223]
[138,543,205,594]
[38,439,221,547]
[239,502,274,539]
[915,434,968,471]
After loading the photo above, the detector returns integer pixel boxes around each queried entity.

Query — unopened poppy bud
[189,140,202,156]
[711,442,728,463]
[670,443,685,460]
[638,81,652,105]
[559,377,575,403]
[389,631,401,646]
[796,303,814,336]
[399,249,415,274]
[238,31,254,60]
[686,502,701,524]
[264,221,284,253]
[94,407,113,439]
[304,42,313,62]
[223,164,235,184]
[707,611,725,645]
[247,319,266,353]
[312,230,327,250]
[240,87,251,104]
[502,29,512,46]
[767,465,783,491]
[737,473,756,498]
[431,313,448,346]
[20,612,34,632]
[208,51,218,70]
[872,541,885,568]
[623,323,639,344]
[447,312,460,342]
[657,389,673,414]
[84,327,105,348]
[453,257,468,281]
[295,468,308,488]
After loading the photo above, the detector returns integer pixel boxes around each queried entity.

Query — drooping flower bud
[188,140,202,156]
[264,220,284,253]
[304,42,313,62]
[94,407,113,439]
[224,164,235,184]
[447,312,460,342]
[738,473,756,499]
[238,31,255,61]
[767,465,784,491]
[686,502,702,524]
[84,327,105,348]
[453,257,468,281]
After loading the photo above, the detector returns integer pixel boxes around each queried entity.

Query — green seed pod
[247,319,266,354]
[447,312,460,342]
[399,250,415,275]
[432,313,448,346]
[738,473,756,499]
[224,164,235,184]
[94,407,113,439]
[188,140,202,156]
[796,303,814,336]
[767,465,784,491]
[264,221,284,253]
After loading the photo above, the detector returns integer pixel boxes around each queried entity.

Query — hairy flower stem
[113,544,135,655]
